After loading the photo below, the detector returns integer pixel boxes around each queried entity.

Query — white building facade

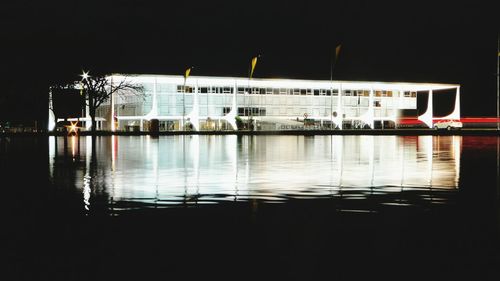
[49,74,461,131]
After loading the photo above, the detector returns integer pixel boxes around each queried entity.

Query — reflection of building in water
[47,136,462,208]
[46,135,463,212]
[48,75,460,131]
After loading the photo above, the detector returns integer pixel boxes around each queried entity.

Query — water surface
[2,135,499,281]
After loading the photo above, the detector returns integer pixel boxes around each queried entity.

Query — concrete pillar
[418,90,433,128]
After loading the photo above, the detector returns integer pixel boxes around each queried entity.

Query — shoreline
[1,128,499,137]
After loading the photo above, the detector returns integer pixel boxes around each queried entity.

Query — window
[177,85,193,93]
[293,89,300,95]
[223,87,232,94]
[411,91,417,97]
[300,89,307,95]
[273,88,279,95]
[280,88,288,95]
[237,87,247,94]
[200,87,209,94]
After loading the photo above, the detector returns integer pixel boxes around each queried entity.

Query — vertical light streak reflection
[111,135,117,172]
[83,136,92,213]
[225,135,237,200]
[452,136,462,187]
[152,136,158,206]
[48,136,55,179]
[422,136,433,188]
[71,135,76,159]
[110,135,118,213]
[337,136,344,188]
[400,137,405,188]
[183,135,187,204]
[193,135,200,204]
[366,136,375,187]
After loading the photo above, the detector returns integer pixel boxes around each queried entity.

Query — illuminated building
[48,74,460,131]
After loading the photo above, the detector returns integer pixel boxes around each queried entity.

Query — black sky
[0,0,498,121]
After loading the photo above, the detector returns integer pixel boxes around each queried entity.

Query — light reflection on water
[48,135,463,213]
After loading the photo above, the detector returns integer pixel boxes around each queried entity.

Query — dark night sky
[0,0,498,121]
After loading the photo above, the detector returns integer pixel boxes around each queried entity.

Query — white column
[368,88,374,129]
[418,90,433,128]
[111,79,115,132]
[337,83,343,129]
[222,80,238,130]
[48,89,56,131]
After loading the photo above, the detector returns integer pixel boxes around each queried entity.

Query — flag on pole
[184,67,191,79]
[250,56,258,78]
[335,44,342,63]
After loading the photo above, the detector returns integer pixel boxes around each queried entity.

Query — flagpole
[330,45,341,130]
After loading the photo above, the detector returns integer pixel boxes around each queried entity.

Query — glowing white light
[80,70,90,81]
[48,110,56,131]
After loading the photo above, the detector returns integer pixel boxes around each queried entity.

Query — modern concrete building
[48,74,461,131]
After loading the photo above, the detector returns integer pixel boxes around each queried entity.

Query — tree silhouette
[79,75,144,132]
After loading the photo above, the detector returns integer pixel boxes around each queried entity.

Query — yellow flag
[250,56,258,78]
[335,44,342,62]
[184,67,191,79]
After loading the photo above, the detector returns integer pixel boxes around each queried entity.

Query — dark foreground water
[2,135,499,280]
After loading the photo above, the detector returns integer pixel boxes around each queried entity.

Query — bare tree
[80,74,144,132]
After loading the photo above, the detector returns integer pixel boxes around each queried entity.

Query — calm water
[50,135,464,211]
[2,135,499,280]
